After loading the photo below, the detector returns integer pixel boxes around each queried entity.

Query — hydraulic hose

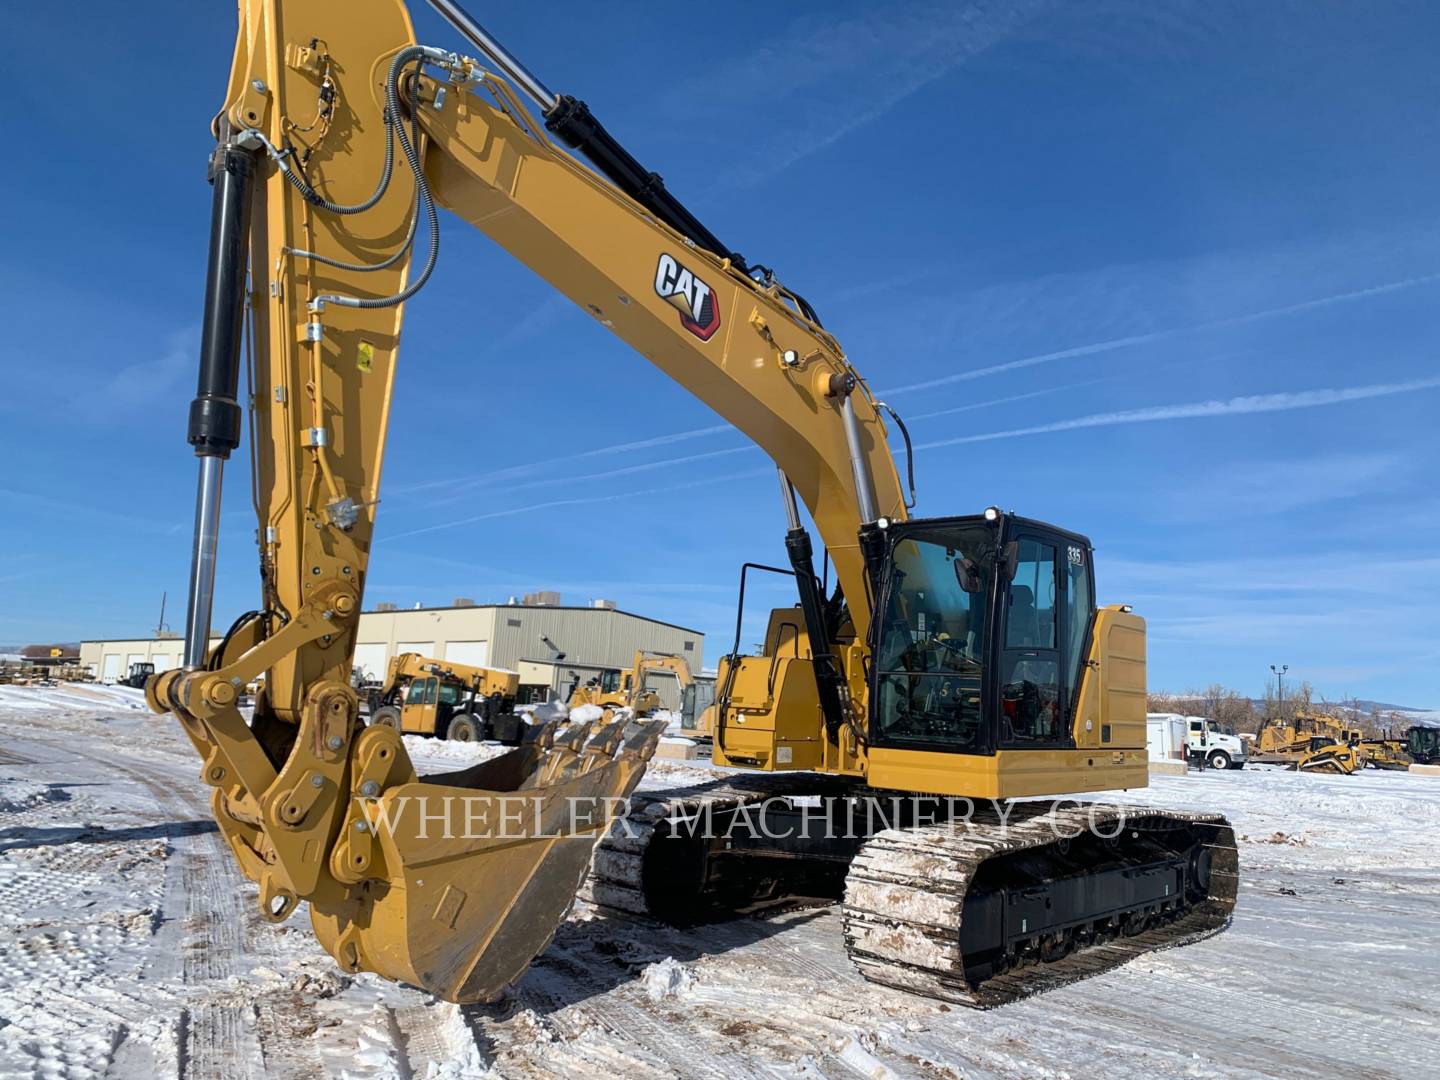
[244,46,448,311]
[316,51,440,310]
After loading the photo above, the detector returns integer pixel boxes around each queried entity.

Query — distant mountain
[1157,693,1439,727]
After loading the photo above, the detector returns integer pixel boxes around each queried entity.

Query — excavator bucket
[268,713,666,1002]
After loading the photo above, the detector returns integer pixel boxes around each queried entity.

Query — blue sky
[2,1,1437,706]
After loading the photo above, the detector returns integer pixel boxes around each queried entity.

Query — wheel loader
[146,0,1237,1008]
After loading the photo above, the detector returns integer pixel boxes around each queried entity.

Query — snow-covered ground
[1,684,1437,1079]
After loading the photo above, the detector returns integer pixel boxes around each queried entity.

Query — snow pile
[567,703,606,724]
[422,1004,495,1079]
[641,957,694,1002]
[834,1036,901,1080]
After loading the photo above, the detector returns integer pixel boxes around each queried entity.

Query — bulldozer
[146,0,1237,1008]
[369,652,524,743]
[568,650,693,717]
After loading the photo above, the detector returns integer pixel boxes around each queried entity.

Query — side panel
[1098,609,1148,753]
[711,656,826,771]
[864,747,1148,800]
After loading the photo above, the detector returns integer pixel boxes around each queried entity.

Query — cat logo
[654,252,721,341]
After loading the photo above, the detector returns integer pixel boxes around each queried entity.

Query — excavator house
[149,0,1237,1009]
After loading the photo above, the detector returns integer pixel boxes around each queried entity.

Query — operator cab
[869,513,1095,756]
[590,669,623,694]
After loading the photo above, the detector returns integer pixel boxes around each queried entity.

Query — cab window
[1000,539,1063,745]
[438,682,462,706]
[1062,543,1093,705]
[872,530,991,752]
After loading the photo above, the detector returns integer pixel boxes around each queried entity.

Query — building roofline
[81,606,705,647]
[361,603,704,636]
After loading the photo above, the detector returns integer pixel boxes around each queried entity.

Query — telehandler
[148,0,1236,1008]
[369,652,523,743]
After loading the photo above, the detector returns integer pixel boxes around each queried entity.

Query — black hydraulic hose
[286,195,419,274]
[311,48,442,310]
[877,401,917,509]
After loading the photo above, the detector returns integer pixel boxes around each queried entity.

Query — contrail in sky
[912,375,1440,449]
[881,271,1440,396]
[394,271,1437,499]
[392,375,1438,536]
[386,468,774,540]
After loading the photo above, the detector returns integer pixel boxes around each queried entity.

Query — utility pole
[1269,663,1288,722]
[155,591,171,637]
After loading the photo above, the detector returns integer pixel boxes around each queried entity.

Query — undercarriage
[585,777,1238,1007]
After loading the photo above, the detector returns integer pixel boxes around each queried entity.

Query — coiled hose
[251,45,447,310]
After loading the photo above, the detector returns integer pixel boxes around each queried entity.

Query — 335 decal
[654,253,721,341]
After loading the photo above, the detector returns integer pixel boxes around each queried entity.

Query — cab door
[997,528,1093,748]
[403,677,439,734]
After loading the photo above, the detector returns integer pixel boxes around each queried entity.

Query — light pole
[1270,663,1288,720]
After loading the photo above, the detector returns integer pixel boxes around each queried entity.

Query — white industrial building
[79,595,704,709]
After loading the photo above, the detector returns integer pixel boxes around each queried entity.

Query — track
[843,803,1238,1007]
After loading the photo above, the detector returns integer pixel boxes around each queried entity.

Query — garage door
[444,640,490,668]
[352,643,389,682]
[102,654,122,681]
[126,653,146,671]
[151,654,175,672]
[396,641,436,660]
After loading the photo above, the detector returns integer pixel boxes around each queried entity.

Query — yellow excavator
[369,652,522,742]
[148,0,1236,1009]
[568,650,693,716]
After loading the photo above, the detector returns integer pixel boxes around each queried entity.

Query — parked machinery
[369,652,523,743]
[1407,725,1440,766]
[1252,718,1365,774]
[118,661,155,689]
[569,651,693,717]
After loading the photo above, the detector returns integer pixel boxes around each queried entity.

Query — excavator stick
[148,0,672,1002]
